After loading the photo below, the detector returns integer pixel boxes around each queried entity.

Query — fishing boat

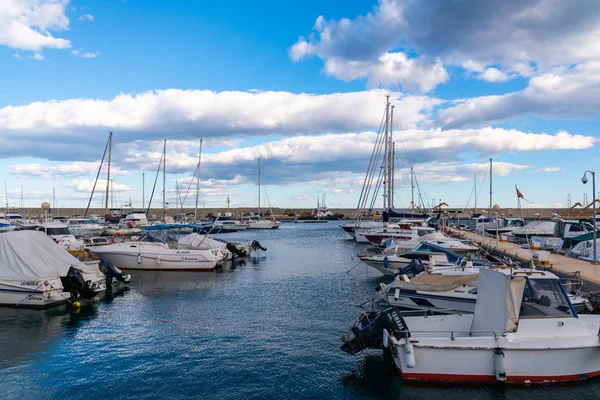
[342,269,600,383]
[89,224,226,271]
[0,231,106,308]
[296,196,343,222]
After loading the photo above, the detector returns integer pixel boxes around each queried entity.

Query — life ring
[111,232,126,243]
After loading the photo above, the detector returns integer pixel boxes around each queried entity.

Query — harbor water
[1,223,600,399]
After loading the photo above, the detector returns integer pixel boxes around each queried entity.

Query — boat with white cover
[0,231,106,308]
[90,224,226,271]
[342,268,600,383]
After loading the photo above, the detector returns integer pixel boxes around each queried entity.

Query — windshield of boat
[45,227,72,235]
[519,278,574,318]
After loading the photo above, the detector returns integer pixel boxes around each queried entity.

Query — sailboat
[246,158,281,229]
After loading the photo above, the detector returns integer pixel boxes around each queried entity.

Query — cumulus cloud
[0,0,71,51]
[0,90,441,161]
[29,52,44,61]
[9,161,128,180]
[67,179,131,193]
[439,62,600,127]
[536,167,560,173]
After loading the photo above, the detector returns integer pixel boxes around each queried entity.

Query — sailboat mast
[195,139,203,221]
[383,95,390,209]
[411,167,414,208]
[489,158,493,214]
[162,139,167,217]
[389,105,395,209]
[142,172,145,209]
[258,158,261,216]
[105,132,113,214]
[474,174,477,210]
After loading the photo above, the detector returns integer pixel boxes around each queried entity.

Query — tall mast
[474,174,477,210]
[411,166,415,208]
[489,158,493,214]
[389,104,395,209]
[383,95,390,209]
[257,158,261,216]
[142,172,145,209]
[104,131,113,214]
[194,139,203,221]
[162,139,166,216]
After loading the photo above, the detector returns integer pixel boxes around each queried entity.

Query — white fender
[137,254,141,264]
[494,348,506,382]
[404,342,416,369]
[394,288,400,300]
[383,329,389,348]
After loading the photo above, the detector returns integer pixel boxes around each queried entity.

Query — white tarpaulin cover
[0,231,92,281]
[178,233,226,250]
[397,273,479,292]
[471,269,525,336]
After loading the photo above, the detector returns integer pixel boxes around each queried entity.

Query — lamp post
[582,170,596,264]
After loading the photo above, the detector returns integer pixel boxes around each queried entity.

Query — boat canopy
[145,224,205,231]
[396,273,479,292]
[0,231,94,281]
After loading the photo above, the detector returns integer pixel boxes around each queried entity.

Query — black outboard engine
[394,258,426,278]
[250,240,267,251]
[225,243,248,258]
[341,307,409,355]
[60,266,98,300]
[98,259,131,284]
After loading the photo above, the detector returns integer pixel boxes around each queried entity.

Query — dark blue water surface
[1,223,600,399]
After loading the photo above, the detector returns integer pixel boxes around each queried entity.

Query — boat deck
[451,229,600,285]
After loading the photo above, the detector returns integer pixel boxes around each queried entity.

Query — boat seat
[539,295,551,307]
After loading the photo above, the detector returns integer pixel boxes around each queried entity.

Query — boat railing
[560,278,584,297]
[397,329,499,340]
[396,308,464,317]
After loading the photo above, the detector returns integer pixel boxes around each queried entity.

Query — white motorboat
[178,232,266,260]
[382,232,479,255]
[212,217,249,232]
[341,221,383,239]
[90,224,226,271]
[120,212,149,229]
[68,218,105,237]
[39,221,86,253]
[343,269,600,383]
[359,223,435,245]
[377,264,591,314]
[0,231,106,308]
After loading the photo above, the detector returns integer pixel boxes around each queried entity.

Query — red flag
[516,187,524,199]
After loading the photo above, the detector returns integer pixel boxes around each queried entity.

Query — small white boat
[90,224,226,271]
[246,218,281,229]
[68,218,105,237]
[343,268,600,383]
[0,231,106,308]
[39,222,86,253]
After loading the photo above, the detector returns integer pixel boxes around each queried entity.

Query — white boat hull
[246,220,281,229]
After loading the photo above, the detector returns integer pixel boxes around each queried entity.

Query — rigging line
[355,108,387,220]
[476,164,489,208]
[180,163,200,209]
[84,135,110,217]
[361,115,388,214]
[262,185,276,221]
[145,149,165,216]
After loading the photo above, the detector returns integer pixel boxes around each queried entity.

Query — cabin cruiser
[0,231,107,308]
[377,262,591,314]
[483,218,525,236]
[341,220,383,240]
[358,223,435,245]
[342,269,600,383]
[39,221,85,253]
[211,217,249,232]
[178,232,266,260]
[246,218,281,229]
[380,233,479,256]
[90,224,226,271]
[68,218,104,237]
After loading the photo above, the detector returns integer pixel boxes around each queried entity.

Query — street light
[582,170,596,264]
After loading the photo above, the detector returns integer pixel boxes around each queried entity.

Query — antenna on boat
[489,158,493,215]
[257,158,261,217]
[142,172,145,209]
[162,138,167,219]
[194,139,203,221]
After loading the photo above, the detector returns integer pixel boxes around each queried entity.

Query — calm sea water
[1,223,600,399]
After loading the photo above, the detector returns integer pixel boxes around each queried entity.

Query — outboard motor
[250,240,267,251]
[394,258,425,278]
[98,259,131,284]
[225,243,248,258]
[341,307,409,355]
[60,266,98,300]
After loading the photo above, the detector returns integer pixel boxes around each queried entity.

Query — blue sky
[1,0,599,212]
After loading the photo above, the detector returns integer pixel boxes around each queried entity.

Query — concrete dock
[451,228,600,287]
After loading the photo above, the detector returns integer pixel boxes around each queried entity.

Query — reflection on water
[0,223,600,399]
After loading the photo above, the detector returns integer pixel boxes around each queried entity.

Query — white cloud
[12,52,22,60]
[9,162,128,180]
[67,179,131,193]
[439,62,600,127]
[0,90,440,143]
[80,51,99,58]
[70,49,79,55]
[479,68,511,82]
[78,14,94,22]
[536,167,560,173]
[0,0,71,51]
[29,52,44,61]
